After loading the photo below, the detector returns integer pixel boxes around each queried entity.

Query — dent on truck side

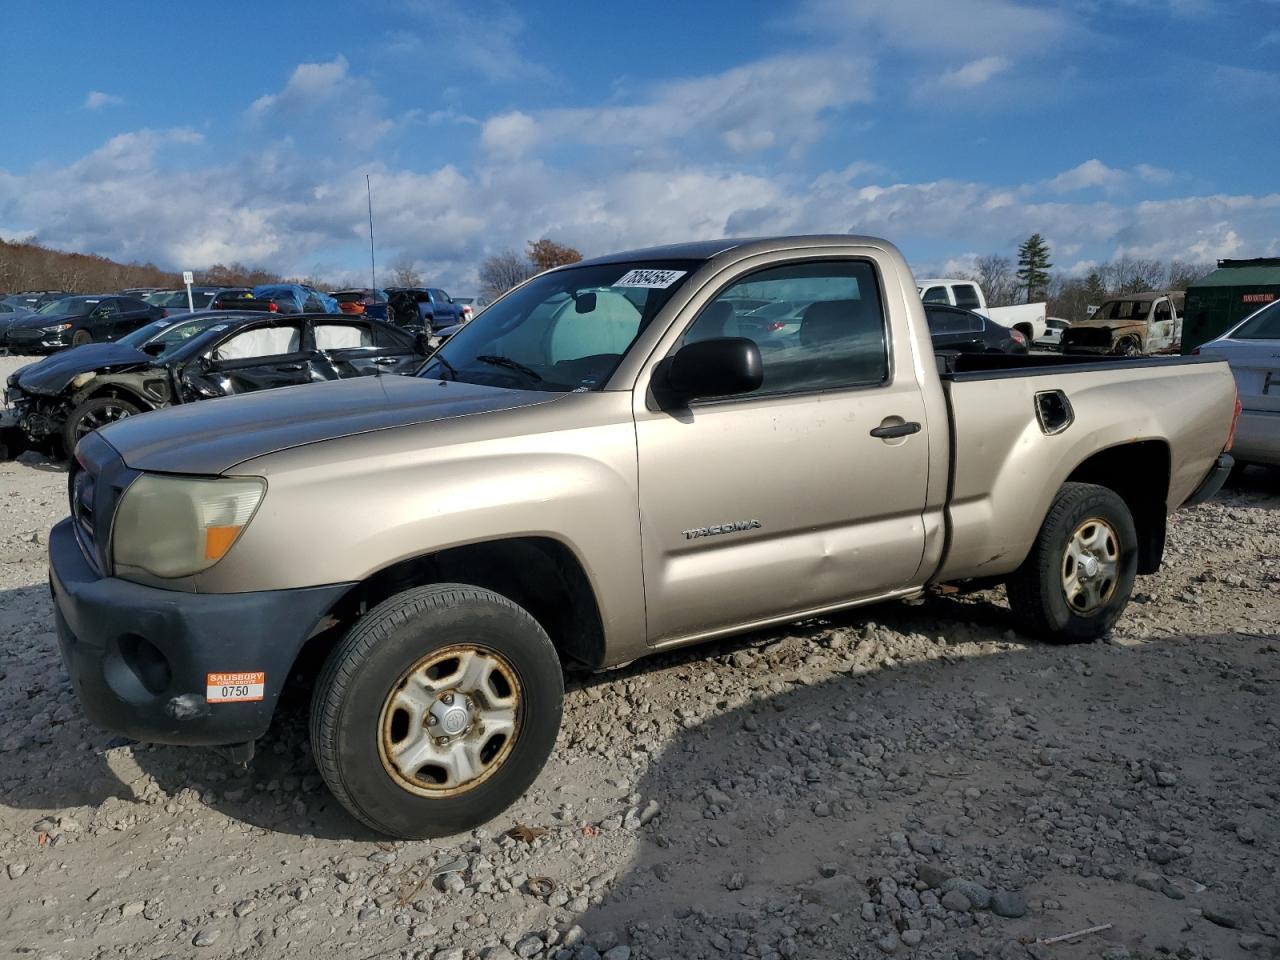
[935,360,1235,583]
[194,390,650,664]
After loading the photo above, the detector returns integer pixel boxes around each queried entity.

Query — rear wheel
[71,329,93,347]
[1006,482,1137,642]
[62,395,141,456]
[311,584,563,839]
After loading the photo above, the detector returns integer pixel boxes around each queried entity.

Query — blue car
[250,283,340,314]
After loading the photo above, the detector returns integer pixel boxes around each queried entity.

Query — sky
[1,0,1278,293]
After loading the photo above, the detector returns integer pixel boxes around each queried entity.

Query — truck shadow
[571,629,1276,960]
[0,585,1024,840]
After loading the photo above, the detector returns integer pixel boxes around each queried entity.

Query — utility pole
[366,174,376,290]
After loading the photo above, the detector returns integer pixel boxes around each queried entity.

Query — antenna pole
[366,174,376,289]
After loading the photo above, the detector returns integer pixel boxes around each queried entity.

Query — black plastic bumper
[48,517,353,746]
[1183,453,1234,508]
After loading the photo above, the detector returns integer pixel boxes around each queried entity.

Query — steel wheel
[1061,517,1119,614]
[378,644,521,797]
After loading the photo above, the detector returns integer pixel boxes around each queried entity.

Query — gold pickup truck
[49,235,1239,838]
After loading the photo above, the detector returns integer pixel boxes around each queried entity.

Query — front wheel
[71,329,93,347]
[311,584,563,839]
[1006,482,1138,642]
[62,395,141,456]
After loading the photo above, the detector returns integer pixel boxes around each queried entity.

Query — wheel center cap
[1081,555,1100,579]
[431,697,472,736]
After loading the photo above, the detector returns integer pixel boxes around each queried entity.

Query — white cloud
[248,55,354,116]
[480,54,873,160]
[1048,159,1129,193]
[83,91,124,110]
[479,111,539,157]
[1046,159,1176,194]
[938,56,1011,88]
[247,55,392,141]
[793,0,1072,56]
[393,0,550,83]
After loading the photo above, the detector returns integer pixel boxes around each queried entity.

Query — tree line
[965,234,1214,321]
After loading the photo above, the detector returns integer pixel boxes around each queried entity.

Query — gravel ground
[0,354,1277,960]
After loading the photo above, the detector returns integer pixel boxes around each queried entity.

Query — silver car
[1197,300,1280,466]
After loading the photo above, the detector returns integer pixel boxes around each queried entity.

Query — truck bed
[933,351,1235,582]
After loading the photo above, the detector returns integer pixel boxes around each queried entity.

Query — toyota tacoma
[48,236,1239,839]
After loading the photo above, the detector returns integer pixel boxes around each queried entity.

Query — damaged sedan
[3,311,431,456]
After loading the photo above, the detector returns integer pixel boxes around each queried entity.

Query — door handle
[372,356,399,365]
[870,421,921,439]
[277,363,305,371]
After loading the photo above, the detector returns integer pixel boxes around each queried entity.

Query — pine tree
[1015,234,1053,303]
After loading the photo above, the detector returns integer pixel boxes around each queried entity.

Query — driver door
[634,256,930,644]
[182,321,318,397]
[1148,299,1175,352]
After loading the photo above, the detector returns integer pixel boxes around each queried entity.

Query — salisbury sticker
[612,268,686,289]
[207,671,266,703]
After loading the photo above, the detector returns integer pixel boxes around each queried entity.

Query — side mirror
[414,331,434,355]
[141,341,167,357]
[659,337,763,405]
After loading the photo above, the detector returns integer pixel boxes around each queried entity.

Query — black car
[147,286,253,313]
[2,294,165,353]
[4,311,431,455]
[924,303,1029,354]
[3,291,72,312]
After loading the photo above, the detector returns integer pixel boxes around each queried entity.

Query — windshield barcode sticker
[612,268,686,289]
[207,672,265,704]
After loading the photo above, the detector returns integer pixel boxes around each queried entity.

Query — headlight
[112,475,266,578]
[42,323,73,332]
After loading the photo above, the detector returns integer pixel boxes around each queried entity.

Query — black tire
[1006,482,1138,643]
[71,329,93,347]
[1117,337,1141,357]
[62,395,141,456]
[310,584,563,839]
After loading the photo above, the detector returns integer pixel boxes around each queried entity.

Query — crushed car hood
[99,374,562,475]
[16,344,156,395]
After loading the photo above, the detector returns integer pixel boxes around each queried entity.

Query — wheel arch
[1064,439,1170,574]
[297,535,608,678]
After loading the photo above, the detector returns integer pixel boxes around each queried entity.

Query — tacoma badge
[682,520,762,540]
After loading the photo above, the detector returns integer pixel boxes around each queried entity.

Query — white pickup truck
[916,278,1066,348]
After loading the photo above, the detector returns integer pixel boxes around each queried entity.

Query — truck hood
[1071,317,1146,332]
[99,374,562,475]
[16,343,156,395]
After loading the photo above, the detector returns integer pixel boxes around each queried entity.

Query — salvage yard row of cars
[41,234,1244,839]
[0,282,474,355]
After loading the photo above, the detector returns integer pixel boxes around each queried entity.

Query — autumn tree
[478,249,535,302]
[527,238,582,272]
[1015,234,1053,303]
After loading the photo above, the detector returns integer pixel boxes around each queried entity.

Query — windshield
[1094,299,1152,321]
[117,314,236,352]
[419,261,697,392]
[1231,300,1280,339]
[36,297,97,316]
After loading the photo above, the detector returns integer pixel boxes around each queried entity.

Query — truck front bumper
[49,517,353,746]
[1182,454,1234,508]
